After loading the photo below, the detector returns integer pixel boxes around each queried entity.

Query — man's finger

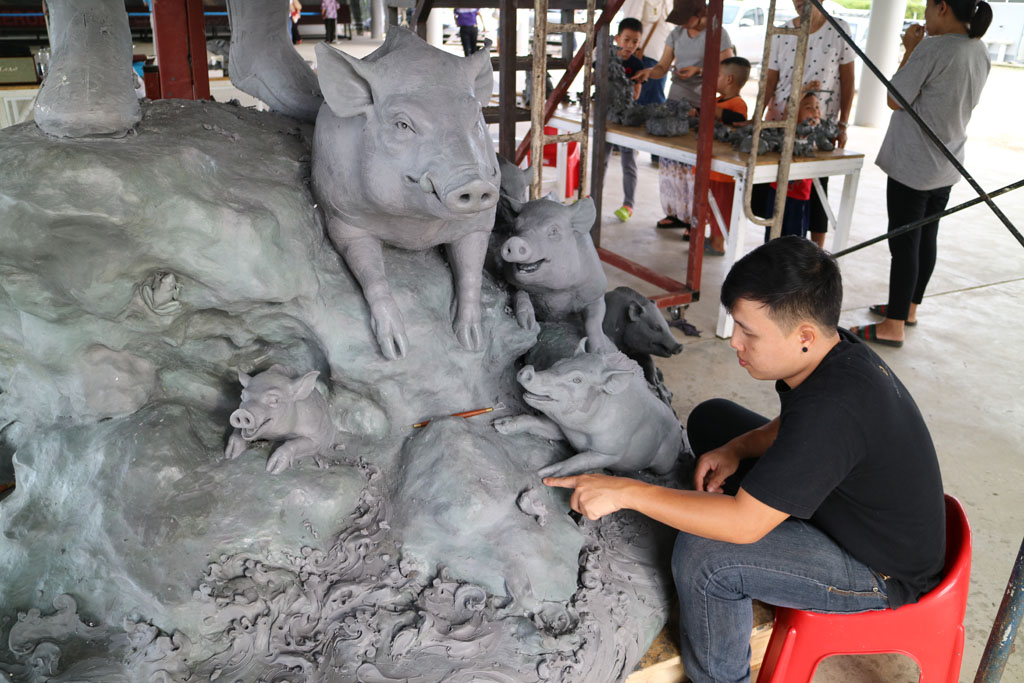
[543,476,578,489]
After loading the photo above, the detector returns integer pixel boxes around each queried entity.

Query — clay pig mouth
[241,417,272,441]
[516,259,548,275]
[523,391,556,404]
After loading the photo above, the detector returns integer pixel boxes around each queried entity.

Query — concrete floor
[250,38,1023,681]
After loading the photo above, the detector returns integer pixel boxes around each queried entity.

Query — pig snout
[443,178,498,214]
[502,236,533,263]
[230,409,255,430]
[517,365,535,385]
[664,340,684,356]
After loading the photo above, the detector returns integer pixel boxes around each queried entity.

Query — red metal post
[151,0,210,100]
[688,0,723,296]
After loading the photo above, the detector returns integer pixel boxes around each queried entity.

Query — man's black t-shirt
[741,329,946,608]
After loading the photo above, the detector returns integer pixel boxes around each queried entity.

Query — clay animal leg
[34,0,141,138]
[538,451,620,478]
[583,298,617,353]
[334,226,409,360]
[225,0,324,123]
[492,415,564,441]
[224,429,249,459]
[446,230,489,351]
[514,290,538,330]
[266,437,322,474]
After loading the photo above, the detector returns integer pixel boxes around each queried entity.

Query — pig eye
[548,227,561,240]
[267,396,279,406]
[395,119,414,133]
[572,376,582,384]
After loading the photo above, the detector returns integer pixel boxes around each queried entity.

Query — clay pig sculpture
[225,365,339,474]
[603,286,683,404]
[501,198,615,352]
[493,340,683,478]
[312,27,501,360]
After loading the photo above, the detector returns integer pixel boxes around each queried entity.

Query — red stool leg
[756,622,826,683]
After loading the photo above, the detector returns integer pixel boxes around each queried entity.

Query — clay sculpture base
[0,100,673,680]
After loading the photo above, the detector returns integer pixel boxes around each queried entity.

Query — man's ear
[316,42,375,117]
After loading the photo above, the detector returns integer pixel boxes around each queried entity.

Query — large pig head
[314,29,499,223]
[501,198,597,290]
[516,339,639,431]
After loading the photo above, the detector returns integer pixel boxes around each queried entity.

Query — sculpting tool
[0,482,14,495]
[413,406,496,429]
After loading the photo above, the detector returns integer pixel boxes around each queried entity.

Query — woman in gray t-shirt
[851,0,992,349]
[634,15,733,229]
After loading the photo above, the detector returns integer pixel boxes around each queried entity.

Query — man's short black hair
[721,236,842,332]
[618,17,643,35]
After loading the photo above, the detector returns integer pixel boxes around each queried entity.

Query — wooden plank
[624,626,773,683]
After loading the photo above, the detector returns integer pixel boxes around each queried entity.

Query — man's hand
[676,65,700,80]
[902,24,925,52]
[835,126,848,149]
[543,473,636,520]
[694,446,741,493]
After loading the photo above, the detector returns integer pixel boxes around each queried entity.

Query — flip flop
[869,304,917,326]
[704,243,725,256]
[852,323,903,348]
[656,215,690,230]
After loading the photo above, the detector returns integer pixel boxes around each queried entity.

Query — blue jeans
[675,399,891,683]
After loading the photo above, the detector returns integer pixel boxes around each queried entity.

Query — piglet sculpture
[501,198,614,352]
[603,286,683,405]
[224,365,338,474]
[312,28,500,360]
[493,340,682,478]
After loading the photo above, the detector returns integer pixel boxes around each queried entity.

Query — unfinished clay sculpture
[501,198,614,352]
[312,28,500,360]
[603,286,683,405]
[140,272,182,316]
[225,0,324,122]
[225,365,341,474]
[33,0,141,138]
[493,340,683,477]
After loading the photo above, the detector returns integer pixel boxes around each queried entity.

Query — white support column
[854,0,908,128]
[427,10,444,47]
[371,0,385,39]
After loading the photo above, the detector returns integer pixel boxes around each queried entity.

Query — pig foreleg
[225,429,249,459]
[538,451,620,478]
[514,290,538,330]
[446,230,489,351]
[335,228,409,360]
[583,298,617,353]
[266,437,322,475]
[493,415,564,441]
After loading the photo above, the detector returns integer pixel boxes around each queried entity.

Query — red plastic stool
[526,126,580,199]
[756,495,971,683]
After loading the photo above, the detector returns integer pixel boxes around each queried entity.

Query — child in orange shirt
[694,56,751,254]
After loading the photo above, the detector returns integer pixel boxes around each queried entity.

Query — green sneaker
[614,205,633,222]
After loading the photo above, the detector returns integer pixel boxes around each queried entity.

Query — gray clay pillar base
[226,0,324,123]
[34,0,141,138]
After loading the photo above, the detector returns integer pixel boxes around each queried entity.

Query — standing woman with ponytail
[852,0,992,348]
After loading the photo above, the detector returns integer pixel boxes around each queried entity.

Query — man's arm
[760,68,780,119]
[694,416,779,493]
[545,475,789,544]
[837,60,855,147]
[888,24,925,110]
[634,44,675,82]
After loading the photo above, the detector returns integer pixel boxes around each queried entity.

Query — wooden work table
[548,108,865,337]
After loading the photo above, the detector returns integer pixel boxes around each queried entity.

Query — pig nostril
[459,194,471,204]
[481,193,491,202]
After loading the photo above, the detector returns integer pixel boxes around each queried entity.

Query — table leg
[716,172,748,338]
[832,169,860,252]
[556,141,568,201]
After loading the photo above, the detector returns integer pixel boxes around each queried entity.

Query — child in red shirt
[763,91,821,242]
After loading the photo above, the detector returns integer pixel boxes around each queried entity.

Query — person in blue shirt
[454,8,481,56]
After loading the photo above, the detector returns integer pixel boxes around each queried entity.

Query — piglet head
[230,366,320,442]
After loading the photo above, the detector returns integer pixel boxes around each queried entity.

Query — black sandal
[656,215,690,230]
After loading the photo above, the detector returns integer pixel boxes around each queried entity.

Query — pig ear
[316,42,375,117]
[290,370,321,400]
[574,337,589,356]
[521,165,533,186]
[627,300,644,322]
[601,369,634,395]
[464,47,495,107]
[237,369,251,387]
[569,198,597,234]
[505,196,525,215]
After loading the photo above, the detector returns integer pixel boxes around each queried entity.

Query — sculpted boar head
[501,198,597,287]
[230,366,321,441]
[315,28,499,220]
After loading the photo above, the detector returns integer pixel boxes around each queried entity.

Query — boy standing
[761,90,822,242]
[702,56,750,254]
[606,18,646,222]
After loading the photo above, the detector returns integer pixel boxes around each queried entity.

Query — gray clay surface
[0,99,671,681]
[494,343,685,478]
[501,198,615,353]
[312,28,500,360]
[33,0,141,138]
